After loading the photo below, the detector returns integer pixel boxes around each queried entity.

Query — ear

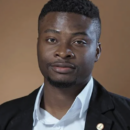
[95,42,101,62]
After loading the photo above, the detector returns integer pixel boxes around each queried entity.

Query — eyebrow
[44,29,60,34]
[71,32,88,36]
[44,29,88,36]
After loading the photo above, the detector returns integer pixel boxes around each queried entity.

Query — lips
[50,62,76,74]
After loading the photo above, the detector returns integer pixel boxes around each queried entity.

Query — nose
[54,45,75,59]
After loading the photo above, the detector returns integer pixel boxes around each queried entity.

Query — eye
[74,40,87,45]
[46,38,57,43]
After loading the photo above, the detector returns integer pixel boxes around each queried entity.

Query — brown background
[0,0,130,104]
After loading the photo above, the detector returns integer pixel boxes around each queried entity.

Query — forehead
[39,12,95,33]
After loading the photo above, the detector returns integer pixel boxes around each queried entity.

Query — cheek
[76,48,96,72]
[37,42,54,62]
[78,46,96,62]
[79,54,95,68]
[37,43,54,77]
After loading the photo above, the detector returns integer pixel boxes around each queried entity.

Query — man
[0,0,130,130]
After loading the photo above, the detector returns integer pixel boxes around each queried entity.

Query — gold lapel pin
[96,123,104,130]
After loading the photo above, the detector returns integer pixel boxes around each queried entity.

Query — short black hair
[38,0,101,41]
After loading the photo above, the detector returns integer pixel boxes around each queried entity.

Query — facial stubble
[47,76,77,88]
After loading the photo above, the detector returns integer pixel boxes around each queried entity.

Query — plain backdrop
[0,0,130,104]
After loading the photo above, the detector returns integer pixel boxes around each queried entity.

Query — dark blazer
[0,80,130,130]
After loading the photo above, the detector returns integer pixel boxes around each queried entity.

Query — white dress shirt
[33,77,93,130]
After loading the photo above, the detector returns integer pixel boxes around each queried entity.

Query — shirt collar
[33,83,44,126]
[77,77,93,118]
[33,77,93,126]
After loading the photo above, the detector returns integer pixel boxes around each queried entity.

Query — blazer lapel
[84,80,114,130]
[84,106,113,130]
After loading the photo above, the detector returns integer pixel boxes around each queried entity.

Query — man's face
[37,12,101,87]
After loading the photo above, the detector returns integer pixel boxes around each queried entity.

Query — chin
[47,76,77,88]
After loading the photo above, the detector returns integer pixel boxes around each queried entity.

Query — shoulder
[0,96,28,130]
[108,92,130,126]
[0,87,40,128]
[94,79,130,117]
[0,87,40,112]
[94,79,130,109]
[109,92,130,110]
[0,96,27,115]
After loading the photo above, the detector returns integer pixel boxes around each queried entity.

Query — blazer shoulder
[109,92,130,123]
[109,92,130,109]
[94,79,130,109]
[0,87,40,130]
[0,96,28,130]
[0,87,40,117]
[0,96,27,114]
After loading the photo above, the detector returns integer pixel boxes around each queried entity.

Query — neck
[40,78,90,119]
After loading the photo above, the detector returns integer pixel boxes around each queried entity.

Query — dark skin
[37,12,101,119]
